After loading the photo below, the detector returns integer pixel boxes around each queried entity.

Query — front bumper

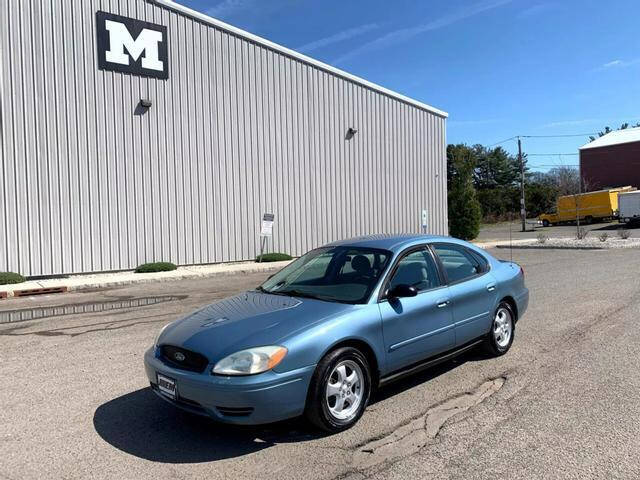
[144,347,316,425]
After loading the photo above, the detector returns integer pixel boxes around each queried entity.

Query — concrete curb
[473,239,534,249]
[0,260,292,299]
[494,245,604,250]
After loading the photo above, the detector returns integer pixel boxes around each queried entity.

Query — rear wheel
[483,302,515,356]
[305,347,372,432]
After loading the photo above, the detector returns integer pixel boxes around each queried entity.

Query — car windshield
[258,246,392,304]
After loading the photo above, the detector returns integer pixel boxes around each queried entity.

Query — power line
[520,133,597,138]
[527,153,579,156]
[528,164,580,168]
[487,136,517,147]
[487,132,598,148]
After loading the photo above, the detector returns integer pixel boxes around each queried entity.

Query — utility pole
[518,137,526,232]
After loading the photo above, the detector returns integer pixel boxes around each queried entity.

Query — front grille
[159,345,210,373]
[216,406,254,417]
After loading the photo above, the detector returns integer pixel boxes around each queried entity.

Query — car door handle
[437,299,450,308]
[486,283,496,292]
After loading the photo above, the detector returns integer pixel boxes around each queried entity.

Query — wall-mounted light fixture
[140,99,153,109]
[346,127,358,140]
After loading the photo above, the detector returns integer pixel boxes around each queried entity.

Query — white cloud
[296,24,380,54]
[542,119,598,128]
[517,3,558,18]
[332,0,513,65]
[206,0,255,20]
[600,59,640,69]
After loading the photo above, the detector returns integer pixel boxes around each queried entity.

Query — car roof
[325,234,465,253]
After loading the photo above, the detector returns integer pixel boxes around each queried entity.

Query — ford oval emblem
[174,352,186,362]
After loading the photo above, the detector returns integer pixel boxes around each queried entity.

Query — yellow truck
[539,186,635,226]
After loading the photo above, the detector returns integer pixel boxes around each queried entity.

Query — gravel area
[507,237,640,249]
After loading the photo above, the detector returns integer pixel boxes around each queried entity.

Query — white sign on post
[421,209,428,233]
[260,213,274,237]
[258,213,275,263]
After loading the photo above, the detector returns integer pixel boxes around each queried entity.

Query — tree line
[447,144,581,240]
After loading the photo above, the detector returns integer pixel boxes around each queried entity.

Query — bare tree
[574,177,594,238]
[547,166,580,196]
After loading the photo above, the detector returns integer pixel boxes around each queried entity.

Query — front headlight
[212,346,288,376]
[153,322,171,347]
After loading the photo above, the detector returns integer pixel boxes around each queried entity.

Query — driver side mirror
[387,284,418,299]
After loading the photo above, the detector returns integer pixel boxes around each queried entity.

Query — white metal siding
[0,0,448,277]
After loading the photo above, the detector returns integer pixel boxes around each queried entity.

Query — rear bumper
[144,347,316,425]
[515,288,529,321]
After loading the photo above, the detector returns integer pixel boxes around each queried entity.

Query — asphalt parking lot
[2,247,640,479]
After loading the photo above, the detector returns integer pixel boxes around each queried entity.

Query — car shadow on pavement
[93,350,487,463]
[93,387,321,463]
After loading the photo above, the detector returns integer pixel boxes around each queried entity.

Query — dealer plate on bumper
[157,373,177,400]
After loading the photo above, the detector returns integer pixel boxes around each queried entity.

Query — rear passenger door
[431,243,497,347]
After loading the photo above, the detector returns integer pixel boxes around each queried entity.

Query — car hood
[158,291,352,362]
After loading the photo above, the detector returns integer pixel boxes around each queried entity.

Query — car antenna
[509,213,513,263]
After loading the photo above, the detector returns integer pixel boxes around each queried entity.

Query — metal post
[258,236,266,262]
[518,137,526,232]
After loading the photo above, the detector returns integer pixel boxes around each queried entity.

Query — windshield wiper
[274,289,331,301]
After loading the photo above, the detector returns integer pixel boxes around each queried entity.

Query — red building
[580,128,640,190]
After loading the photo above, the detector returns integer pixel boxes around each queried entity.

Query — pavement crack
[352,377,505,472]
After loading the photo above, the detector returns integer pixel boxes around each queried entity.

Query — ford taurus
[144,234,528,431]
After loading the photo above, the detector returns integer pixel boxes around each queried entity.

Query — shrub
[0,272,26,285]
[135,262,177,273]
[598,232,609,242]
[618,229,631,240]
[255,252,292,263]
[575,227,589,240]
[448,162,482,241]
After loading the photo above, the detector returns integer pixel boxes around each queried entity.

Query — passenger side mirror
[387,284,418,299]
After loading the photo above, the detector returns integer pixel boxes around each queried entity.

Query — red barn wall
[580,142,640,190]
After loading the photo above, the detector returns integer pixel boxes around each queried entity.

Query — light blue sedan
[144,234,528,431]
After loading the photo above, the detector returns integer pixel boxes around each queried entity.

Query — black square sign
[96,11,169,80]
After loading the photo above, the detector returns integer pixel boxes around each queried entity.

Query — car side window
[388,249,440,292]
[432,244,483,283]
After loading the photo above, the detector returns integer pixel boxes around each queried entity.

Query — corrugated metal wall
[0,0,448,277]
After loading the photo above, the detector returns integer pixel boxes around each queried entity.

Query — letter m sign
[96,11,169,80]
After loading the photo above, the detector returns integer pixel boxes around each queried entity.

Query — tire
[305,347,372,432]
[483,302,515,357]
[542,220,550,227]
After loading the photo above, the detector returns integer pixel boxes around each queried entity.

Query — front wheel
[542,220,550,227]
[483,302,515,356]
[305,347,372,432]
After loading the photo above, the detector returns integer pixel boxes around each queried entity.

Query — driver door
[378,247,455,372]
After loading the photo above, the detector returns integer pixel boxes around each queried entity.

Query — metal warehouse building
[0,0,448,277]
[580,127,640,191]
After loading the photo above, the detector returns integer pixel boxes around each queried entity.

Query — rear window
[432,244,484,283]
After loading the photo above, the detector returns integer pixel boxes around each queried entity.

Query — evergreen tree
[448,153,482,240]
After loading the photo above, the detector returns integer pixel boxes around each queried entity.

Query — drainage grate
[0,295,185,324]
[13,287,69,298]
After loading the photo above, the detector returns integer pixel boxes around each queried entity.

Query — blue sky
[178,0,640,172]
